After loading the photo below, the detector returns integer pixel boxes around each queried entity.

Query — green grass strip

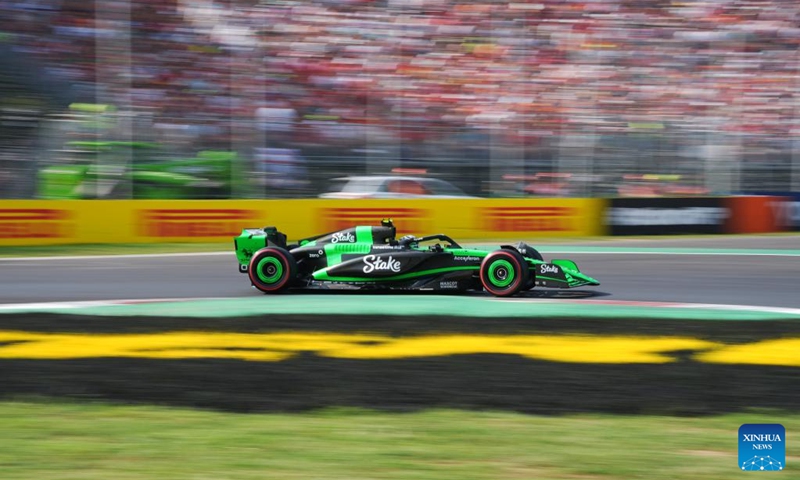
[0,401,796,479]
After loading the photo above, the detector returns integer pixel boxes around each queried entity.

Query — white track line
[670,303,800,315]
[0,300,128,311]
[0,297,799,316]
[0,297,230,311]
[567,299,800,315]
[511,298,800,316]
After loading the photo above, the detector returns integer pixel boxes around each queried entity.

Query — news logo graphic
[739,424,785,471]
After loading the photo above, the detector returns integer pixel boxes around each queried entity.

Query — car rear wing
[234,226,288,270]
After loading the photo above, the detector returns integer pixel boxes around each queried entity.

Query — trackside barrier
[0,199,607,246]
[745,193,800,232]
[3,196,789,246]
[606,197,728,236]
[604,196,793,235]
[724,196,790,234]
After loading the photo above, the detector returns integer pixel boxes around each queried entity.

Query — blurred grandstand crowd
[1,0,800,197]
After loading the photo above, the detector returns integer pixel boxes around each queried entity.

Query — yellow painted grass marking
[0,332,384,362]
[696,338,800,367]
[322,335,717,364]
[2,331,799,366]
[0,331,724,364]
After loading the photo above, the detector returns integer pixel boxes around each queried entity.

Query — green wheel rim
[488,259,515,288]
[256,257,284,284]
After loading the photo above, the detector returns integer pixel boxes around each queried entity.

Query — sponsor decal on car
[453,256,480,262]
[540,264,560,274]
[439,281,459,289]
[330,232,355,243]
[0,209,72,239]
[321,207,429,233]
[139,209,258,238]
[482,207,575,232]
[362,254,402,273]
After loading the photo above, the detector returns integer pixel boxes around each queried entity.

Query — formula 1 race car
[234,219,599,297]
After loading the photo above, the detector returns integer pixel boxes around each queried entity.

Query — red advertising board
[138,209,259,238]
[320,207,430,234]
[724,197,788,234]
[0,209,72,239]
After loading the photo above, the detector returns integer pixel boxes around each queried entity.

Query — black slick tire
[248,247,297,293]
[480,248,529,297]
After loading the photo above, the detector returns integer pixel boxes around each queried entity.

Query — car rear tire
[480,249,529,297]
[248,247,297,293]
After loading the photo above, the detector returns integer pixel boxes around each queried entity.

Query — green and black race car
[234,220,599,297]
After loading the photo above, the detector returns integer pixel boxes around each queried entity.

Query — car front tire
[480,249,529,297]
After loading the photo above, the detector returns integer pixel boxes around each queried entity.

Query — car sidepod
[311,249,481,288]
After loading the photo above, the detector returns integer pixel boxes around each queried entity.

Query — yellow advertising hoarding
[0,199,606,246]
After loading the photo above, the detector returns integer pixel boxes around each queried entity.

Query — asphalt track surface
[1,235,799,414]
[1,235,798,307]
